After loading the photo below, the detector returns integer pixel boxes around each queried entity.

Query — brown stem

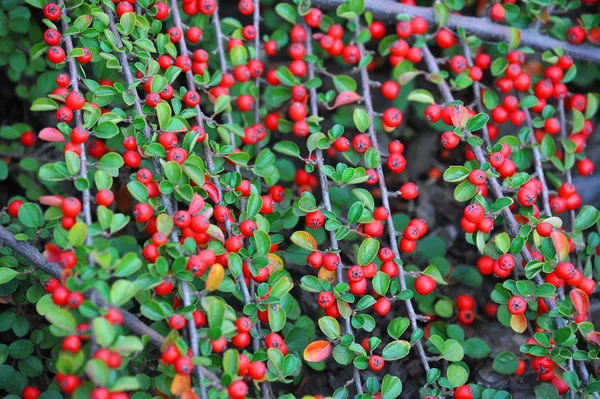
[310,0,600,63]
[305,23,363,395]
[354,17,434,380]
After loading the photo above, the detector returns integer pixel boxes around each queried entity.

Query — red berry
[415,275,436,295]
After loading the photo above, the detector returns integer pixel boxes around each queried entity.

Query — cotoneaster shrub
[0,0,599,399]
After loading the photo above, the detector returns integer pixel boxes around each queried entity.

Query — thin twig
[310,0,600,63]
[558,99,576,231]
[305,23,363,395]
[519,95,552,216]
[461,41,492,149]
[354,17,434,380]
[57,0,93,260]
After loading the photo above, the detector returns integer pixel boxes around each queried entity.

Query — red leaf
[586,331,600,348]
[303,340,332,362]
[38,128,65,142]
[312,32,325,41]
[570,288,590,315]
[44,243,62,263]
[39,195,64,207]
[188,193,205,214]
[332,91,361,109]
[202,183,220,204]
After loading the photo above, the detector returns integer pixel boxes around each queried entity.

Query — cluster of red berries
[399,218,428,253]
[476,253,515,279]
[461,202,494,235]
[523,348,570,394]
[549,182,582,214]
[455,294,476,325]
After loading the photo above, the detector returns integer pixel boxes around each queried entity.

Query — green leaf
[353,108,370,132]
[407,89,434,104]
[18,203,43,228]
[434,2,449,27]
[443,166,469,183]
[483,90,499,109]
[273,141,301,158]
[45,308,76,331]
[357,238,379,266]
[0,268,18,285]
[93,317,116,347]
[447,364,468,388]
[114,252,142,277]
[333,75,357,92]
[466,113,489,132]
[491,197,513,213]
[381,340,410,361]
[495,232,510,254]
[381,374,403,399]
[274,3,297,24]
[110,280,138,307]
[453,181,477,202]
[156,101,171,130]
[318,316,341,340]
[68,222,87,247]
[574,205,599,230]
[442,339,464,362]
[492,351,518,375]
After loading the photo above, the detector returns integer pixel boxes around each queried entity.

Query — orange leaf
[206,263,224,291]
[39,195,64,207]
[38,127,65,142]
[303,340,332,362]
[510,314,527,333]
[318,267,337,284]
[551,231,570,261]
[171,374,191,396]
[587,331,600,348]
[570,288,590,315]
[332,91,361,108]
[450,104,469,128]
[181,390,199,399]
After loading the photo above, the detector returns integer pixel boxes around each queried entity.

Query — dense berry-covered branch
[421,42,597,390]
[0,226,225,386]
[354,17,434,378]
[305,24,364,395]
[311,0,600,63]
[104,6,208,392]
